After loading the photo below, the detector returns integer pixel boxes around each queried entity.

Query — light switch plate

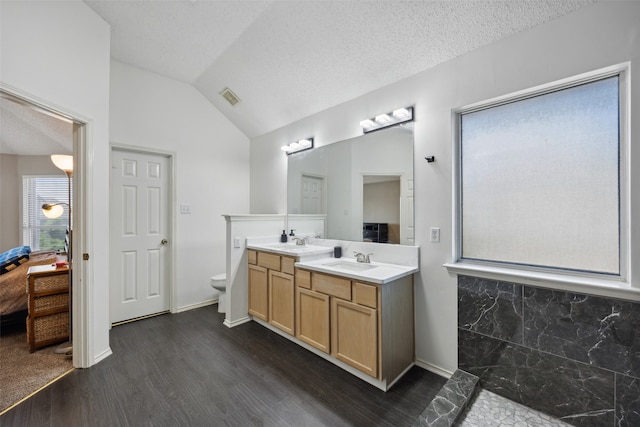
[430,227,440,243]
[233,237,241,248]
[180,204,191,214]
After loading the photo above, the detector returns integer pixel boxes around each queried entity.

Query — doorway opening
[0,88,87,409]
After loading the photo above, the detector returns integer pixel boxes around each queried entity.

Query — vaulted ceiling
[85,0,593,138]
[1,0,594,155]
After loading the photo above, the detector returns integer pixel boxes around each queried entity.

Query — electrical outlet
[180,204,191,214]
[430,227,440,243]
[233,237,241,248]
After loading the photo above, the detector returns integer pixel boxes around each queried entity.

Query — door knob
[160,239,168,245]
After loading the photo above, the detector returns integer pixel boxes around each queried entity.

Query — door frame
[1,83,91,367]
[109,144,177,321]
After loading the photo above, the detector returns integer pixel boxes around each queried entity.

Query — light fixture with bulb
[41,202,68,219]
[360,106,414,133]
[281,137,314,155]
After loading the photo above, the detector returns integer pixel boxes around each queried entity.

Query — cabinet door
[248,264,268,321]
[331,298,378,378]
[296,287,330,353]
[269,271,295,335]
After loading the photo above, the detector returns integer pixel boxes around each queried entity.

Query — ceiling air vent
[220,87,240,106]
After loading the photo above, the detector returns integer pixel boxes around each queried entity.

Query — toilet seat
[211,273,226,313]
[211,273,226,291]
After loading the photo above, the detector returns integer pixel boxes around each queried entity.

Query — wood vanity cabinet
[332,286,378,377]
[296,271,379,377]
[250,248,414,389]
[248,263,268,321]
[269,270,295,335]
[295,274,330,353]
[295,270,413,382]
[248,250,296,335]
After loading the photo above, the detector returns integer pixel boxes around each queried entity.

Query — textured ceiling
[85,0,593,138]
[0,95,73,156]
[1,0,594,155]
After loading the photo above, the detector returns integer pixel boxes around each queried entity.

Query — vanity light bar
[360,106,414,133]
[281,137,314,155]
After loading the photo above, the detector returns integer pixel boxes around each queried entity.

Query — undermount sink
[324,261,377,271]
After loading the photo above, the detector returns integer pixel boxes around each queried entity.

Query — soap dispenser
[280,230,287,243]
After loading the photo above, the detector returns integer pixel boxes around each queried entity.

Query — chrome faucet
[354,252,372,263]
[291,237,305,246]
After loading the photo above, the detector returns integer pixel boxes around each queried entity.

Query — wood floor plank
[0,305,446,426]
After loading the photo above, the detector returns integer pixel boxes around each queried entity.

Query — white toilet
[210,273,226,313]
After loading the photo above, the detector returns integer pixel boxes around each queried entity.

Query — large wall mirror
[287,124,414,245]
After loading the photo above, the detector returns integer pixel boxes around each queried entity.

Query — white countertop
[247,237,419,284]
[295,257,418,285]
[247,242,333,259]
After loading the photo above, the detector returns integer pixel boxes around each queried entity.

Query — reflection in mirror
[287,125,414,245]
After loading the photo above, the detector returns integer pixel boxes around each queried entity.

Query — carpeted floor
[0,324,73,413]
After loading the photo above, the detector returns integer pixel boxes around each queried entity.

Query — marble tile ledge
[413,369,479,427]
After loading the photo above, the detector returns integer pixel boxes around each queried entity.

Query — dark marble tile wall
[458,275,640,427]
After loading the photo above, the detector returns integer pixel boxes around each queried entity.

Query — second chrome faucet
[353,252,373,263]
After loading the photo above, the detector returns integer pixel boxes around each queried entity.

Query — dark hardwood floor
[0,305,446,427]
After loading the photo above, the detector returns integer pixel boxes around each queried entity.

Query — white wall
[250,2,640,374]
[363,180,400,223]
[1,0,111,366]
[109,60,250,310]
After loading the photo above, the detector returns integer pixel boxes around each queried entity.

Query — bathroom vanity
[246,241,417,391]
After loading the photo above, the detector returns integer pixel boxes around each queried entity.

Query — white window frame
[445,63,635,301]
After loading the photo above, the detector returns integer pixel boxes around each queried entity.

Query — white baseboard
[224,316,251,328]
[415,358,454,379]
[174,299,217,313]
[93,347,113,365]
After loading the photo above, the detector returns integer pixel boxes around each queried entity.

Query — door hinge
[83,253,90,261]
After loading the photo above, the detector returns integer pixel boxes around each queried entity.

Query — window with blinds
[22,175,71,251]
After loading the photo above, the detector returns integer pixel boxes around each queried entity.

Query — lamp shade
[51,154,73,174]
[42,204,65,219]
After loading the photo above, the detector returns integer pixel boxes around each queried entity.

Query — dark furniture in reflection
[363,223,388,243]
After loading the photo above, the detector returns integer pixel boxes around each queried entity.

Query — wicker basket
[29,272,68,293]
[26,266,70,352]
[33,293,68,314]
[27,312,69,351]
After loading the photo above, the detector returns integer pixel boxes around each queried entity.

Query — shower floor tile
[457,389,572,427]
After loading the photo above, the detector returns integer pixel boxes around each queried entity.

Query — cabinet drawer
[29,271,68,294]
[248,250,257,265]
[27,311,69,353]
[312,272,351,301]
[31,293,69,315]
[353,282,377,309]
[296,269,311,289]
[257,252,280,271]
[281,256,295,275]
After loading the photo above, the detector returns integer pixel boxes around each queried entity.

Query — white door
[301,175,324,214]
[110,149,171,324]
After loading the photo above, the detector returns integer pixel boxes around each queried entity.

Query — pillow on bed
[0,246,31,275]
